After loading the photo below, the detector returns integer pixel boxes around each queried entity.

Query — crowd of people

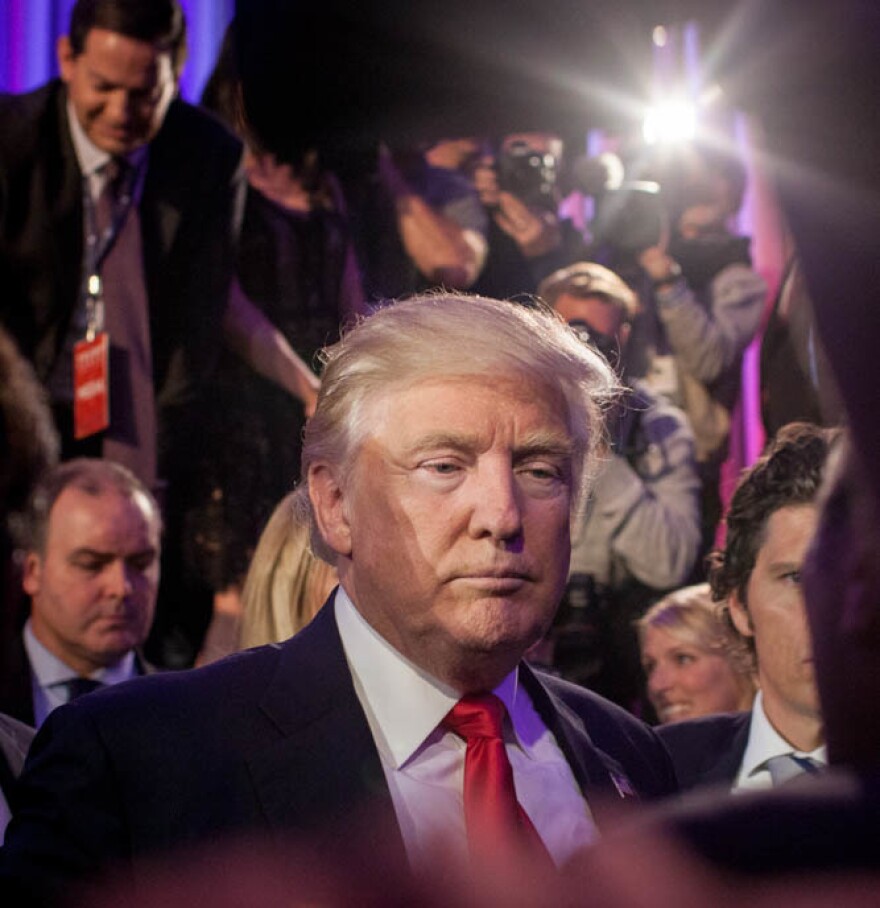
[0,0,876,903]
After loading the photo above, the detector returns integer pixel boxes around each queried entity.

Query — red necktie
[442,693,552,864]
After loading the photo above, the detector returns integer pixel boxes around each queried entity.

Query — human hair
[20,458,161,555]
[68,0,187,75]
[709,422,839,606]
[637,583,756,683]
[0,328,59,524]
[299,292,619,562]
[239,492,337,648]
[200,19,247,136]
[537,262,640,322]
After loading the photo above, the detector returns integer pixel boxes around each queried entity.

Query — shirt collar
[334,586,530,770]
[23,619,137,687]
[741,690,827,777]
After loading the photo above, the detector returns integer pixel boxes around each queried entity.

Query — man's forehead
[365,372,570,429]
[80,27,170,79]
[756,503,818,560]
[48,485,157,540]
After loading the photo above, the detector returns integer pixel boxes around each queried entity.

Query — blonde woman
[638,583,756,725]
[239,492,338,649]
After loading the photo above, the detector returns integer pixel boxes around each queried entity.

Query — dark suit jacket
[0,602,676,903]
[0,632,154,728]
[657,711,750,793]
[0,80,243,469]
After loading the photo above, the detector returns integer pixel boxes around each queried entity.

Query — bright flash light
[642,100,697,145]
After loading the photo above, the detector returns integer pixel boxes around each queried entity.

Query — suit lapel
[245,604,406,859]
[520,665,638,805]
[703,714,751,786]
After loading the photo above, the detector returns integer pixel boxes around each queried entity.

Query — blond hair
[239,492,337,648]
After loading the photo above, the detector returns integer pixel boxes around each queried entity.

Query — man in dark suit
[658,423,837,794]
[0,293,677,903]
[0,0,244,667]
[0,459,160,729]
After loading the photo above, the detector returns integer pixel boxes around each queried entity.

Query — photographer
[342,139,488,301]
[472,133,587,299]
[610,145,767,552]
[535,262,702,713]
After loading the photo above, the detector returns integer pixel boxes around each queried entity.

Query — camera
[496,139,558,210]
[590,181,665,257]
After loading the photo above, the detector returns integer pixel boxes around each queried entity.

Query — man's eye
[423,461,460,475]
[781,570,802,585]
[673,652,695,666]
[128,554,156,573]
[72,558,103,573]
[518,463,564,483]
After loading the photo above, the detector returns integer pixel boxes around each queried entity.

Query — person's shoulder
[629,380,694,443]
[0,711,35,771]
[155,97,242,163]
[657,710,750,749]
[0,81,61,158]
[60,642,287,730]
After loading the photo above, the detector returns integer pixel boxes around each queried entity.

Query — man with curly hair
[657,422,838,793]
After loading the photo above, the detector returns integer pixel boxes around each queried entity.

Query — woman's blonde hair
[637,582,756,682]
[239,492,337,648]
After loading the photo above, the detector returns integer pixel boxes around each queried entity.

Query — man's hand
[473,158,561,258]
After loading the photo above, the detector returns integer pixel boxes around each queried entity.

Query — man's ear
[308,463,352,557]
[728,590,754,639]
[22,552,42,599]
[57,36,75,84]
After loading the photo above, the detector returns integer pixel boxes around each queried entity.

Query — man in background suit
[0,0,242,668]
[658,423,836,793]
[0,0,322,667]
[0,293,677,904]
[0,459,160,729]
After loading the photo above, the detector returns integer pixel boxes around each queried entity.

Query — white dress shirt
[23,621,138,728]
[733,690,827,792]
[334,587,597,868]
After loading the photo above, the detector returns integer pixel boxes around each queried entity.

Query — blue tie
[62,677,104,702]
[765,753,821,786]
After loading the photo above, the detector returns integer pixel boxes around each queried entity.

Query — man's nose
[468,463,524,542]
[106,89,133,120]
[104,560,133,599]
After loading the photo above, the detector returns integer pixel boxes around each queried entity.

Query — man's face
[24,486,161,675]
[310,374,575,690]
[552,294,627,344]
[729,504,820,731]
[552,294,629,372]
[58,28,175,156]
